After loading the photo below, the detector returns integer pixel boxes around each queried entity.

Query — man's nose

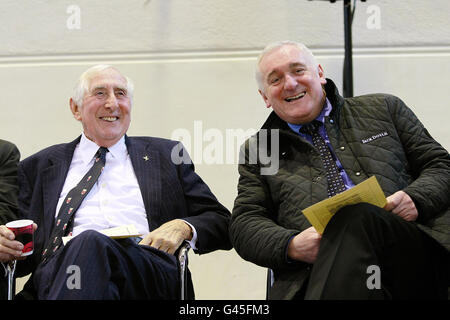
[284,74,297,90]
[105,92,119,110]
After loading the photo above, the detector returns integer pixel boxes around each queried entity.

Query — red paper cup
[6,219,34,256]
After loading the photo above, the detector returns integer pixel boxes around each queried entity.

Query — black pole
[343,0,353,97]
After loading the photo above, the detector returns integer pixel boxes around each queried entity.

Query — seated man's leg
[33,230,179,299]
[304,203,449,300]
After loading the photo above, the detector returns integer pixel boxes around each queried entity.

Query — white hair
[255,40,319,92]
[71,64,134,107]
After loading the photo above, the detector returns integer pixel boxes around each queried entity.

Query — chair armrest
[177,241,190,300]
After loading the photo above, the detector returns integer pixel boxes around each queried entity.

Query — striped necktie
[41,147,108,263]
[301,121,346,197]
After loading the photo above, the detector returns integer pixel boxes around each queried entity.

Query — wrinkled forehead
[87,68,128,92]
[259,45,315,75]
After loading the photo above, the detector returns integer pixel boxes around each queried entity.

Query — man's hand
[0,223,38,262]
[287,226,322,264]
[384,190,418,221]
[139,220,193,255]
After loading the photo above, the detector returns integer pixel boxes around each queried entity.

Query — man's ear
[258,89,271,109]
[317,64,327,85]
[70,98,82,121]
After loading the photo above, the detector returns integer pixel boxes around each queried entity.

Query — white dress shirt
[55,134,149,237]
[55,133,198,249]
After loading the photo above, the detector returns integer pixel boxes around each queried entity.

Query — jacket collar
[41,136,81,240]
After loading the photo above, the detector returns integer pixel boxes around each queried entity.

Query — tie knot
[300,120,321,136]
[99,146,108,154]
[96,147,109,163]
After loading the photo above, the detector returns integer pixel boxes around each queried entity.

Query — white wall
[1,0,449,299]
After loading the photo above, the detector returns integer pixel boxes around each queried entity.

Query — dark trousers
[32,230,179,299]
[0,266,7,300]
[302,203,449,300]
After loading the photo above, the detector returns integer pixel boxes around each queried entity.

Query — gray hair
[71,64,134,107]
[255,40,318,92]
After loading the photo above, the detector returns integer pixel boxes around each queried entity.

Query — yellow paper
[99,224,141,239]
[302,176,387,234]
[62,224,142,245]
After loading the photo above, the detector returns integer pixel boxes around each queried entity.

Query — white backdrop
[1,0,449,299]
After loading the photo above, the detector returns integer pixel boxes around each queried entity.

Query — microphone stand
[343,0,354,98]
[308,0,366,98]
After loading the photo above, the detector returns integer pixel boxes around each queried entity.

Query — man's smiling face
[70,67,131,147]
[258,44,327,124]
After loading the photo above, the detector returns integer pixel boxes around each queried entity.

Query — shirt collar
[287,98,333,134]
[79,133,127,165]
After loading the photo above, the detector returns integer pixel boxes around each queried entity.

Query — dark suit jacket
[16,135,232,278]
[0,139,20,225]
[0,139,20,298]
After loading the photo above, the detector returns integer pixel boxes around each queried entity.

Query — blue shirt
[287,98,355,190]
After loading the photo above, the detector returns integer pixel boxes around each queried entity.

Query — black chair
[0,260,16,300]
[178,241,191,300]
[266,268,274,300]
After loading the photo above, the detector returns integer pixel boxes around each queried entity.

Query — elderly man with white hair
[0,65,231,299]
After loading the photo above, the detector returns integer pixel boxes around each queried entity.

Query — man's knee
[65,230,111,253]
[72,229,106,241]
[331,202,387,229]
[326,202,418,249]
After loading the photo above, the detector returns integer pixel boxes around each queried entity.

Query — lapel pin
[143,155,149,161]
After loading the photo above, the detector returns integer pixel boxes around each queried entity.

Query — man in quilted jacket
[230,40,450,300]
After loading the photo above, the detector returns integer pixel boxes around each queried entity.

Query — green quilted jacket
[230,79,450,299]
